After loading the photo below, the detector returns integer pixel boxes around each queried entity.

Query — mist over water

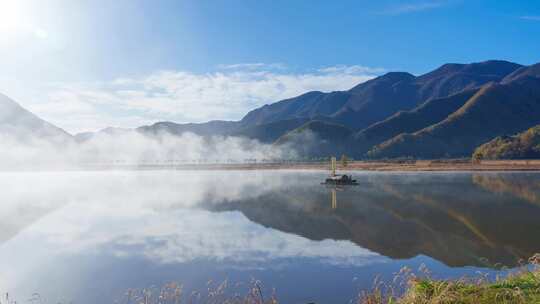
[0,170,383,303]
[2,170,540,303]
[0,131,299,169]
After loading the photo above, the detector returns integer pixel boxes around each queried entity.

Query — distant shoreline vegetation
[474,125,540,161]
[36,159,540,172]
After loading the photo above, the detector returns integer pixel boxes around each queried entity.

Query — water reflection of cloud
[0,170,294,239]
[0,170,385,287]
[23,206,383,268]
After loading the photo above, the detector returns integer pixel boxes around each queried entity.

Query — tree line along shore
[70,159,540,171]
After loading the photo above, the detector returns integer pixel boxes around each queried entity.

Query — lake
[1,170,540,303]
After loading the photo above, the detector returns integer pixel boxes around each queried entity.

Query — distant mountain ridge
[0,93,72,143]
[243,60,521,130]
[130,59,528,159]
[4,59,540,160]
[369,67,540,158]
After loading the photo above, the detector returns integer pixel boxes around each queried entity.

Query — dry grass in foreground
[361,254,540,304]
[116,279,278,304]
[2,256,539,304]
[110,254,540,304]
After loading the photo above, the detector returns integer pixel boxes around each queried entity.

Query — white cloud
[27,64,380,133]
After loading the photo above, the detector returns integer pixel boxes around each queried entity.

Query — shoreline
[20,159,540,172]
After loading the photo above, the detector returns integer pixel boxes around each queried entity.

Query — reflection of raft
[321,156,359,185]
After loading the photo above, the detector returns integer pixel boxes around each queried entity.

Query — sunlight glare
[0,0,24,33]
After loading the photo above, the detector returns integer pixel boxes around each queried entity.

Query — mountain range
[3,59,540,159]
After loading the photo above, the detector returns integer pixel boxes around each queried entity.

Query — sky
[1,0,540,133]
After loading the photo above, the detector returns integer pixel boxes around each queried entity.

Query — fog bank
[0,131,298,169]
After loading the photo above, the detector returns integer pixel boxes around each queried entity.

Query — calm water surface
[1,170,540,303]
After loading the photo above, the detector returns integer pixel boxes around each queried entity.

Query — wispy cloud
[379,1,449,15]
[318,65,386,75]
[28,64,382,133]
[520,15,540,21]
[216,62,287,70]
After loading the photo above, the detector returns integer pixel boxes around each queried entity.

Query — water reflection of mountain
[473,173,540,207]
[208,174,540,268]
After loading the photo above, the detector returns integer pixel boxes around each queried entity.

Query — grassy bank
[362,256,540,304]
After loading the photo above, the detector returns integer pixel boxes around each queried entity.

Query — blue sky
[1,0,540,132]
